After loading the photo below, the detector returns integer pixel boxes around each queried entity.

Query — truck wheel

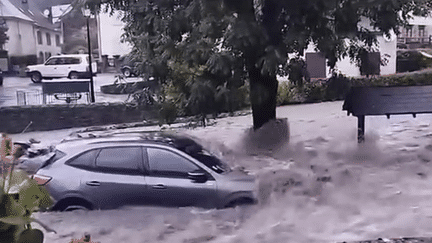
[30,72,42,83]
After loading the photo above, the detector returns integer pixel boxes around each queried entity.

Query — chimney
[21,0,29,11]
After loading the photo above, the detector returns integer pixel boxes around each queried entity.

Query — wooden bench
[342,85,432,143]
[42,80,90,104]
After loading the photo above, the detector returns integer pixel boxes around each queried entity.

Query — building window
[55,34,60,46]
[46,33,51,45]
[37,31,42,45]
[44,52,51,61]
[38,52,44,64]
[419,25,426,37]
[360,52,381,76]
[406,25,413,37]
[306,53,326,79]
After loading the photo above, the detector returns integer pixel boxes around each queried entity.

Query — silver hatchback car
[33,132,257,211]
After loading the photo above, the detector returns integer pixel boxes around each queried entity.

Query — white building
[304,18,397,78]
[97,7,131,59]
[397,15,432,49]
[0,0,63,71]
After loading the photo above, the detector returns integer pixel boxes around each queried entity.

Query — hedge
[277,69,432,106]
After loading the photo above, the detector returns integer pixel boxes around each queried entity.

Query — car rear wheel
[30,72,42,83]
[69,72,79,79]
[122,68,132,77]
[53,198,93,212]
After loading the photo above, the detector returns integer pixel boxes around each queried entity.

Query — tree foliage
[85,0,430,129]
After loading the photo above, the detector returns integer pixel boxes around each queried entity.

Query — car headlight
[25,68,30,72]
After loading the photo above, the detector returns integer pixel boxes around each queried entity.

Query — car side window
[63,58,72,65]
[95,147,142,172]
[67,149,99,168]
[70,58,81,64]
[147,147,200,177]
[56,58,65,65]
[45,58,57,65]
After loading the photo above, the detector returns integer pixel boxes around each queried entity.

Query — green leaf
[17,228,44,243]
[0,215,31,225]
[0,194,26,219]
[6,169,30,194]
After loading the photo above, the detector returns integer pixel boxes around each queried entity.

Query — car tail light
[32,174,52,186]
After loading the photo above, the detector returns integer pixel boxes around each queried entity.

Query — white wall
[98,8,131,57]
[377,35,397,75]
[4,19,36,56]
[304,35,397,78]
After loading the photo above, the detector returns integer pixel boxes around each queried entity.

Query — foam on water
[29,102,432,242]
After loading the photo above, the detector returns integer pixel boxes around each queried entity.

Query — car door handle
[86,181,100,186]
[152,184,167,189]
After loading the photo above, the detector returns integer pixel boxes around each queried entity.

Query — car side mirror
[187,171,208,183]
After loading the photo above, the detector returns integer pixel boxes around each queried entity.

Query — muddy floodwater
[11,101,432,243]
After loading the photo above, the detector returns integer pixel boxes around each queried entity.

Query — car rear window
[39,149,66,169]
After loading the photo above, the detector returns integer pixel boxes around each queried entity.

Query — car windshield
[191,149,231,174]
[179,144,230,174]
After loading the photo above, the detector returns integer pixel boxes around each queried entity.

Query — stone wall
[0,103,158,134]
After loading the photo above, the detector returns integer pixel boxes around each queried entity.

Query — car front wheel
[30,72,42,83]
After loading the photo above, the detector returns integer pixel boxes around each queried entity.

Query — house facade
[0,0,63,72]
[397,15,432,49]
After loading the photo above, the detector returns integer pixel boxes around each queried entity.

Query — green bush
[303,81,325,103]
[9,55,37,67]
[324,74,352,101]
[276,81,304,106]
[0,134,54,243]
[352,69,432,87]
[276,70,432,106]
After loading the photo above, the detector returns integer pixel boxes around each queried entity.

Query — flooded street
[10,101,432,243]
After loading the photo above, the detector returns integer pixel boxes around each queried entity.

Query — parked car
[0,68,3,85]
[33,132,257,211]
[119,55,138,77]
[25,54,97,83]
[396,50,432,73]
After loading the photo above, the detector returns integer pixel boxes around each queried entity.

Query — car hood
[26,64,44,69]
[223,169,255,182]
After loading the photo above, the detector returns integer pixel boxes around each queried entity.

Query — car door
[41,57,60,77]
[77,146,148,209]
[55,57,72,77]
[144,146,217,208]
[66,57,84,74]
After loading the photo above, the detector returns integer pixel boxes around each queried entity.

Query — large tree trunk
[249,65,278,130]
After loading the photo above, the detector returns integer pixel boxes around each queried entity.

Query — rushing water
[16,101,432,242]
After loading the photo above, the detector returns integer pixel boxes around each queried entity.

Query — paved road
[0,73,143,107]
